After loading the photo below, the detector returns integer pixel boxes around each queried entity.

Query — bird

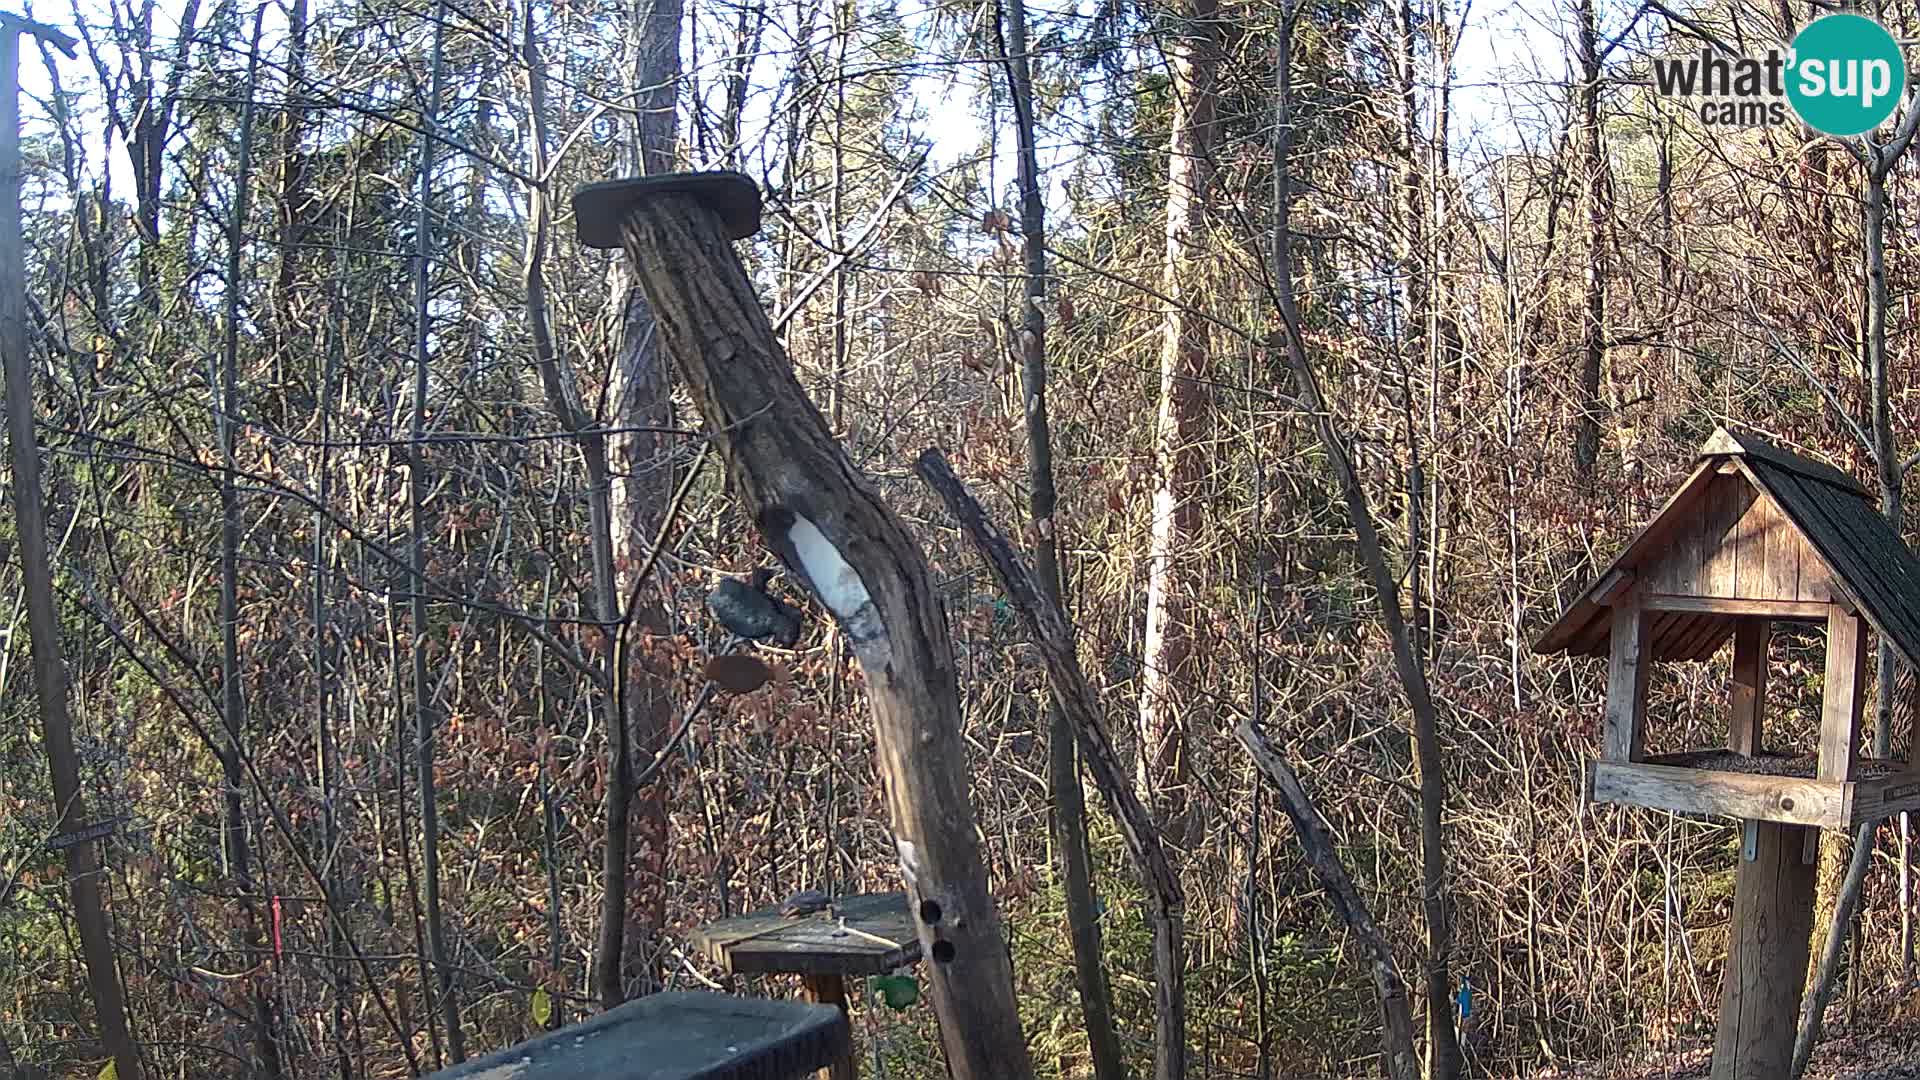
[707,567,803,646]
[778,889,832,918]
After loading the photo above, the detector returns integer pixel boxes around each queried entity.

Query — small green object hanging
[872,974,919,1010]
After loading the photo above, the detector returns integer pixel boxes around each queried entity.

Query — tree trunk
[997,1,1126,1072]
[217,19,283,1075]
[605,0,683,999]
[595,178,1036,1080]
[1270,15,1461,1076]
[917,449,1185,1080]
[0,23,144,1080]
[1138,0,1219,850]
[1571,0,1608,485]
[1794,119,1920,1074]
[409,0,462,1059]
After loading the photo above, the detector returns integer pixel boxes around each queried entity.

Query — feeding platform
[1535,427,1920,1079]
[426,990,849,1080]
[688,892,918,1080]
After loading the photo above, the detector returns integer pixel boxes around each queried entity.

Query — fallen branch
[1235,720,1420,1080]
[915,447,1186,1080]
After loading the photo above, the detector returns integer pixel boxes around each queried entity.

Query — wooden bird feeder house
[1535,427,1920,1079]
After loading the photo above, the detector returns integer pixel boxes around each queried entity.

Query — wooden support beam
[1729,619,1769,756]
[1711,821,1817,1080]
[1642,595,1838,621]
[801,974,857,1080]
[1594,568,1635,605]
[1588,761,1850,828]
[1603,595,1651,762]
[1821,609,1867,782]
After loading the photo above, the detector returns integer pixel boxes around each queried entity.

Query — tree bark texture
[605,0,683,1001]
[997,0,1126,1073]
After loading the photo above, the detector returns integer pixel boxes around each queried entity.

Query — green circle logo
[1787,14,1906,137]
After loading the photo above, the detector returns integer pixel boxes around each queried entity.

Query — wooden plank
[1711,821,1817,1080]
[1671,614,1727,663]
[688,892,920,977]
[1689,622,1738,662]
[432,991,850,1080]
[1589,761,1849,828]
[1603,597,1651,763]
[1729,619,1769,755]
[1742,492,1794,601]
[1725,479,1763,597]
[1852,769,1920,829]
[1594,568,1636,605]
[1820,609,1867,782]
[1570,608,1613,658]
[1704,474,1742,597]
[1645,611,1686,658]
[1642,595,1837,620]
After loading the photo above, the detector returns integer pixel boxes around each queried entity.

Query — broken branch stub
[573,172,1034,1080]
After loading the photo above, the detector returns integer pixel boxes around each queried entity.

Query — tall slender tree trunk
[218,19,282,1076]
[1269,11,1461,1074]
[1795,123,1919,1073]
[0,22,143,1080]
[1571,0,1607,485]
[409,0,463,1059]
[603,0,682,1002]
[1138,0,1219,850]
[998,1,1126,1074]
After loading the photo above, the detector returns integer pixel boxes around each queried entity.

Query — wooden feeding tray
[426,990,849,1080]
[688,892,919,1080]
[688,891,918,978]
[1590,750,1920,831]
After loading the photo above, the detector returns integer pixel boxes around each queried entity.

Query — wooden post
[1729,618,1769,755]
[0,17,143,1080]
[573,173,1035,1080]
[1820,609,1867,782]
[1712,821,1817,1079]
[1603,595,1650,762]
[801,974,856,1080]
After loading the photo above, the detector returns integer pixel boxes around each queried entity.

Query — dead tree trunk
[916,448,1186,1080]
[575,173,1034,1080]
[0,18,142,1080]
[1236,722,1420,1080]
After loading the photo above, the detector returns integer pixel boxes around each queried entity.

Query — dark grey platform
[427,990,849,1080]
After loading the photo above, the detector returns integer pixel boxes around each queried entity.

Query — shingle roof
[1534,427,1920,669]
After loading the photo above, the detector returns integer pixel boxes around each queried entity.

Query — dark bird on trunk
[708,567,802,646]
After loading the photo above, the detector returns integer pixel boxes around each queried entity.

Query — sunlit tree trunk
[1138,0,1219,850]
